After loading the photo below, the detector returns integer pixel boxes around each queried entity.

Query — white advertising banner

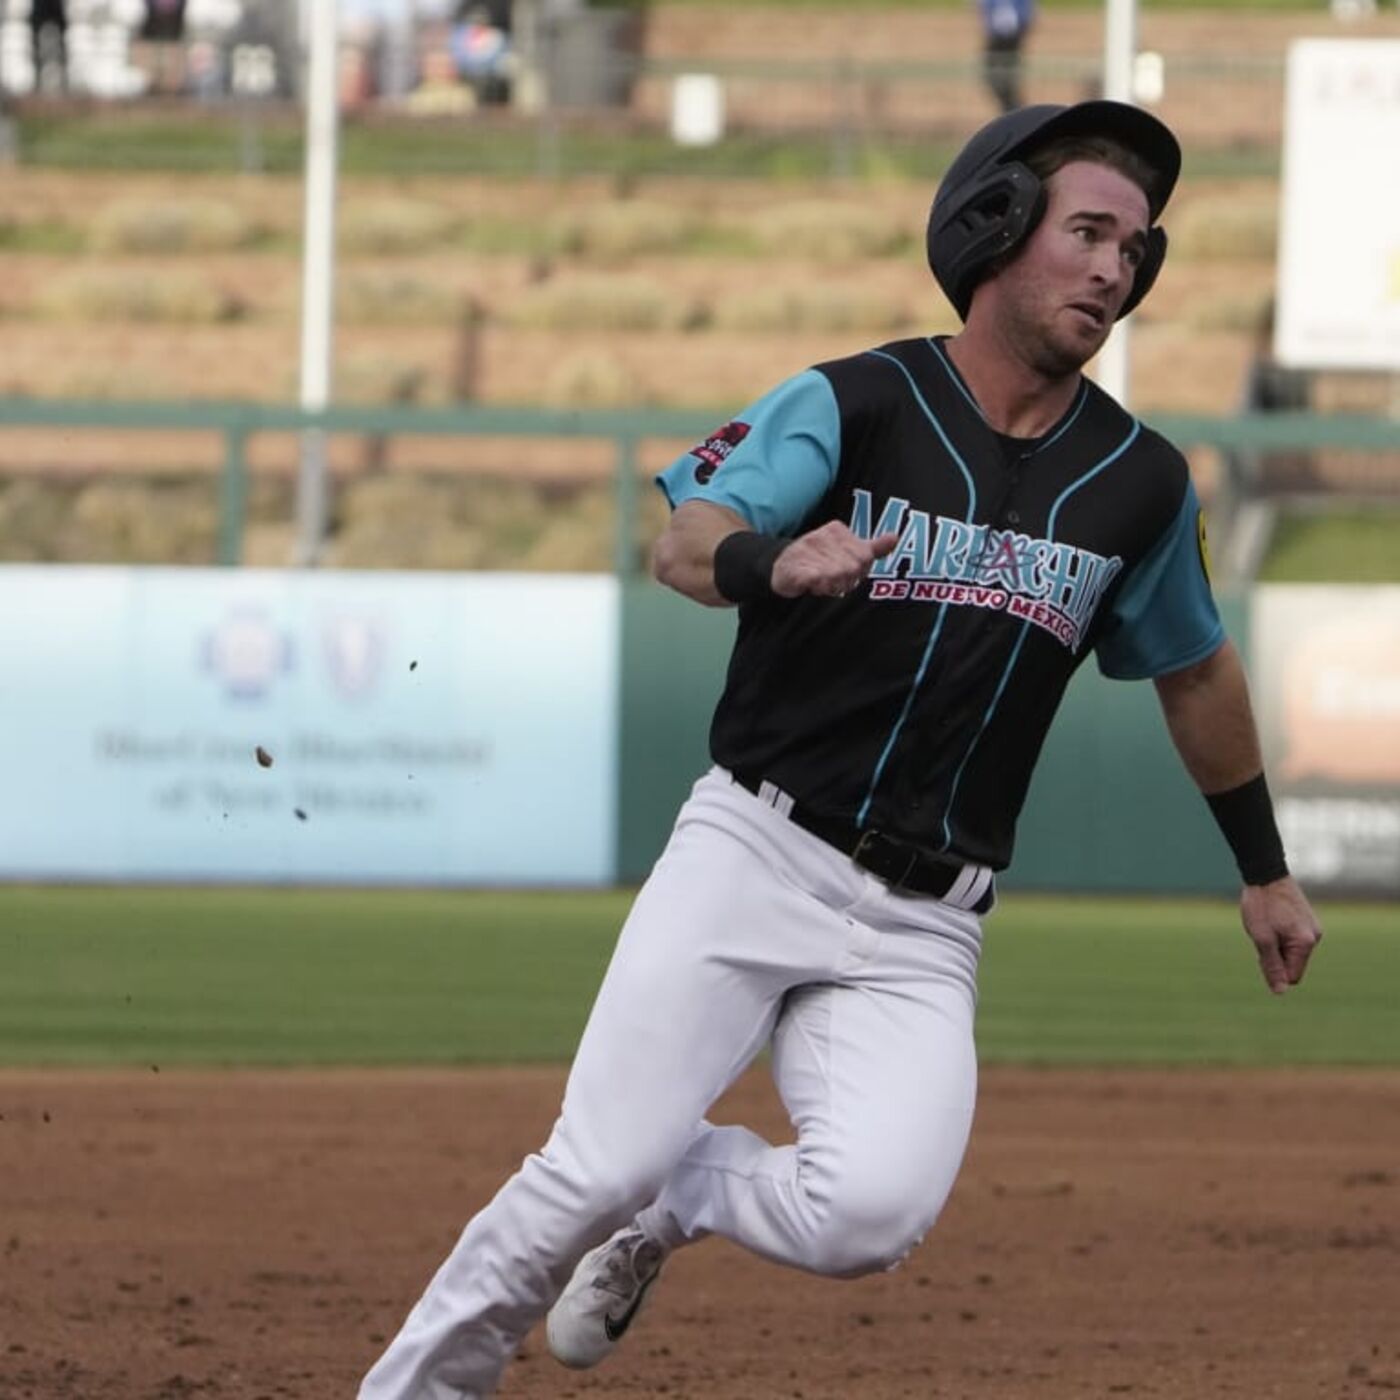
[0,567,619,885]
[1252,585,1400,893]
[1275,39,1400,370]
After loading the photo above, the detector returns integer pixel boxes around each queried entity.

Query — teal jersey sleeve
[1095,479,1225,680]
[654,369,841,536]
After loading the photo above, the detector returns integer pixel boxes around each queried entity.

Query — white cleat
[546,1226,667,1370]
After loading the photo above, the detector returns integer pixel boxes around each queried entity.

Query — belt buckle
[851,830,919,888]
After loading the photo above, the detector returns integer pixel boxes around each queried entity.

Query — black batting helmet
[927,100,1181,322]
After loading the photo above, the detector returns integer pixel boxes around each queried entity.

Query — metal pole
[0,24,17,166]
[296,0,340,566]
[220,428,249,566]
[1094,0,1138,409]
[519,1,561,181]
[613,435,639,575]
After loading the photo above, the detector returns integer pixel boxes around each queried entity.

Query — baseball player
[359,101,1323,1400]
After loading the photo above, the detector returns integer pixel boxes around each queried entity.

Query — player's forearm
[651,501,753,608]
[1156,639,1291,887]
[1153,640,1264,794]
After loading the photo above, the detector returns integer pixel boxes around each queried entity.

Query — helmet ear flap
[1117,226,1167,320]
[927,161,1046,320]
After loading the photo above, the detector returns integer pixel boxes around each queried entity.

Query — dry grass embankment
[1,166,1390,567]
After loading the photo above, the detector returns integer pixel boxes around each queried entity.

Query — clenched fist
[771,521,901,599]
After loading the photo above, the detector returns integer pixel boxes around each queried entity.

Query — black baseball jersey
[656,336,1224,872]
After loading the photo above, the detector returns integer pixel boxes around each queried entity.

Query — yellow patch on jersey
[1197,508,1213,584]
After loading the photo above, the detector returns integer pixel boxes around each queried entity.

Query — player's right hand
[1239,875,1323,995]
[770,521,901,599]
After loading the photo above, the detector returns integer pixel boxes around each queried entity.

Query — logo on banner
[321,615,385,699]
[200,608,294,700]
[1197,509,1213,584]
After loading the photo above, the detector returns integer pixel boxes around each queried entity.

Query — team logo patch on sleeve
[1197,508,1213,584]
[690,420,751,483]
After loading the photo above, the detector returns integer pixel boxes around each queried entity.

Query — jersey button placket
[998,464,1023,529]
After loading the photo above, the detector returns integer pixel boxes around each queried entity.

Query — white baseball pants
[359,767,986,1400]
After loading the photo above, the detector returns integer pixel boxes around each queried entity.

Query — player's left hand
[1238,875,1322,995]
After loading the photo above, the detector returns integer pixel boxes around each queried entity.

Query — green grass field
[1259,510,1400,583]
[1,887,1392,1069]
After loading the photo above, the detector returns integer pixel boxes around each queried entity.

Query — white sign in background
[0,568,619,885]
[1275,39,1400,370]
[1252,584,1400,892]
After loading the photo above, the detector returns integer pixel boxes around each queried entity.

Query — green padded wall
[615,578,736,882]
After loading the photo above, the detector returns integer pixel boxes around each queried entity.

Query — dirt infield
[2,1066,1397,1399]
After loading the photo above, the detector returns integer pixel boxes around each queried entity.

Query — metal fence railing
[0,397,713,569]
[3,398,1398,571]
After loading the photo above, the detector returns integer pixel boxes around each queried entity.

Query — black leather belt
[730,770,995,914]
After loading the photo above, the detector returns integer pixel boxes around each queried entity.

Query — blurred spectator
[378,5,420,102]
[451,0,513,106]
[139,0,187,93]
[222,0,292,102]
[338,0,423,106]
[30,0,68,94]
[404,43,477,114]
[978,0,1034,113]
[141,0,187,42]
[185,38,222,101]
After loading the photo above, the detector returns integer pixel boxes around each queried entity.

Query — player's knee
[538,1125,673,1223]
[551,1147,670,1223]
[798,1198,934,1278]
[800,1229,917,1278]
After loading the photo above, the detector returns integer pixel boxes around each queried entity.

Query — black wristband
[1205,772,1289,886]
[712,531,787,604]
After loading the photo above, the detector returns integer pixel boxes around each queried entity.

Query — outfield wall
[0,567,618,885]
[2,567,1394,896]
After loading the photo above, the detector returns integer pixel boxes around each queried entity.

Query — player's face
[992,160,1151,376]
